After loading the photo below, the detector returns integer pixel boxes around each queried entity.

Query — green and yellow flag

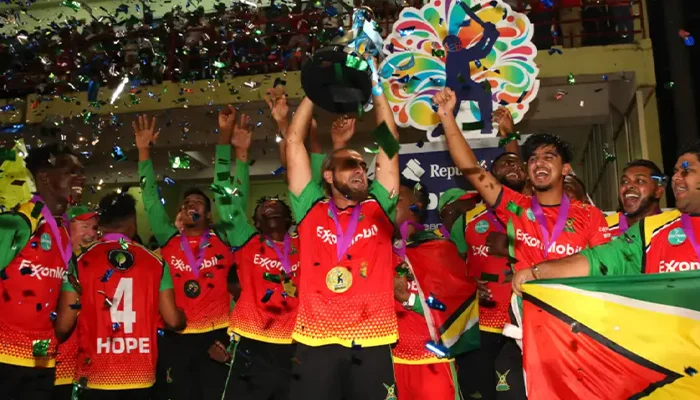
[0,140,34,210]
[523,271,700,399]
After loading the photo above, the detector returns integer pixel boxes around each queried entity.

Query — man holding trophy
[287,7,402,400]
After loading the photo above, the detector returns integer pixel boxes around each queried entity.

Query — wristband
[372,83,383,96]
[498,132,521,148]
[532,266,542,280]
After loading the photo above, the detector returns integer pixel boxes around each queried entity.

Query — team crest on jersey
[107,249,134,271]
[526,208,536,222]
[326,266,352,293]
[495,370,511,391]
[564,218,576,233]
[668,228,687,246]
[40,233,52,251]
[383,383,397,400]
[475,220,490,234]
[184,280,201,298]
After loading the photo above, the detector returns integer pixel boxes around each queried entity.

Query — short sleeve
[159,262,174,291]
[581,223,643,277]
[491,186,529,222]
[289,181,325,222]
[369,180,398,223]
[587,206,612,247]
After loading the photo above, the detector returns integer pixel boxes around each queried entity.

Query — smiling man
[606,160,665,237]
[432,87,610,400]
[0,144,84,400]
[512,146,700,291]
[134,115,237,400]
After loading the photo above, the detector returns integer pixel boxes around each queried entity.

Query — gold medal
[326,266,353,293]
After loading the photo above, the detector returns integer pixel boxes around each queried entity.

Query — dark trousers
[456,331,506,400]
[494,339,526,400]
[80,388,151,400]
[223,336,296,400]
[289,343,396,400]
[0,363,55,400]
[156,328,231,400]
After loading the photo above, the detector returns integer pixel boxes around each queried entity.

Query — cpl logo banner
[380,0,540,141]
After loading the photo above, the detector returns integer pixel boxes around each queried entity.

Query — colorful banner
[522,271,700,399]
[380,0,540,141]
[0,140,34,211]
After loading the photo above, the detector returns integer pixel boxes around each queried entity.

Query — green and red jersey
[64,236,172,390]
[582,210,700,275]
[463,203,511,333]
[139,159,236,334]
[213,144,302,344]
[289,180,398,347]
[605,212,626,239]
[493,187,611,271]
[0,200,70,368]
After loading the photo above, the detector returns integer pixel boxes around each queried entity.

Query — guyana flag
[522,271,700,399]
[0,140,34,211]
[405,232,480,355]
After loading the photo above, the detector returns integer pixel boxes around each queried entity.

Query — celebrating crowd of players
[0,80,692,400]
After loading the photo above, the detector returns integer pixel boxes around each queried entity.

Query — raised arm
[0,213,30,271]
[433,88,502,206]
[265,86,291,169]
[285,97,315,196]
[373,70,400,196]
[134,115,178,246]
[493,106,519,155]
[230,113,253,210]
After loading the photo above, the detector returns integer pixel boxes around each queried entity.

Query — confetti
[425,341,448,358]
[567,73,575,85]
[679,30,695,46]
[263,272,282,283]
[32,339,51,357]
[272,166,286,176]
[69,303,82,310]
[100,269,114,283]
[164,177,176,186]
[685,367,698,376]
[682,161,690,170]
[110,76,129,105]
[371,122,400,159]
[112,322,120,331]
[157,328,165,337]
[170,155,191,170]
[555,90,567,100]
[363,147,379,154]
[426,294,446,311]
[480,272,499,283]
[548,47,563,55]
[50,312,57,321]
[111,146,126,162]
[261,288,274,303]
[87,80,99,102]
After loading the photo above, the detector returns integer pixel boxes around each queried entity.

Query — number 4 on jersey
[111,278,137,334]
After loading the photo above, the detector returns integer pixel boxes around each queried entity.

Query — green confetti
[395,264,409,277]
[568,73,575,85]
[431,49,445,58]
[60,0,81,12]
[480,272,499,283]
[371,122,400,159]
[363,146,379,154]
[32,339,51,357]
[506,201,523,216]
[118,238,128,250]
[462,121,483,131]
[170,155,191,169]
[345,55,368,71]
[0,149,16,162]
[263,272,282,283]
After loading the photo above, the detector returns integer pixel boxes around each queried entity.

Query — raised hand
[492,106,514,137]
[133,115,159,151]
[264,86,289,124]
[432,87,457,118]
[231,113,253,152]
[331,116,356,149]
[218,105,237,137]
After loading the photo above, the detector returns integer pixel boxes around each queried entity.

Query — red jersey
[290,181,398,347]
[0,201,70,368]
[464,203,511,333]
[493,187,610,271]
[74,238,168,390]
[160,231,234,334]
[230,234,301,344]
[55,330,78,385]
[639,211,700,273]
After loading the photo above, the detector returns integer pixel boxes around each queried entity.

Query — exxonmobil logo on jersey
[253,255,300,272]
[658,260,700,273]
[170,256,218,272]
[19,259,66,281]
[315,225,379,245]
[516,230,582,256]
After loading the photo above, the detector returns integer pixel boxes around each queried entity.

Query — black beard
[333,176,368,202]
[623,195,658,218]
[497,176,527,193]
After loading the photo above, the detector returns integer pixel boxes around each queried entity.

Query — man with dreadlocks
[392,178,479,400]
[134,113,239,400]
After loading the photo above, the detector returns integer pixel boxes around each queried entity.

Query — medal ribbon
[180,229,210,279]
[328,201,362,263]
[394,220,425,260]
[680,214,700,261]
[486,210,505,233]
[264,233,292,275]
[101,233,132,243]
[31,195,72,267]
[530,195,571,258]
[438,225,450,239]
[618,212,628,234]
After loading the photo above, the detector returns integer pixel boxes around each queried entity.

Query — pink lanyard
[530,195,571,258]
[264,233,292,275]
[31,195,72,267]
[328,201,362,263]
[180,230,210,279]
